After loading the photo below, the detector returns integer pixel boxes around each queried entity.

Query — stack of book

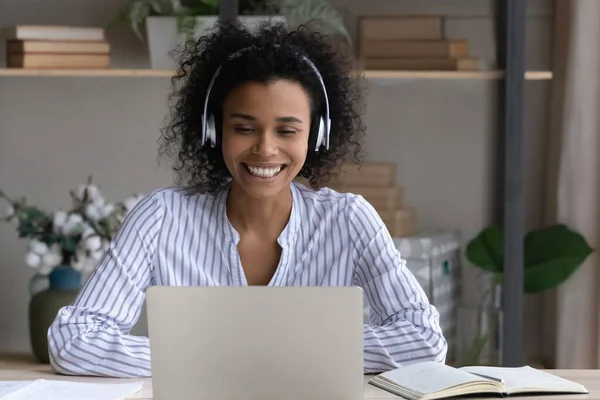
[306,162,418,237]
[358,16,478,71]
[2,25,110,69]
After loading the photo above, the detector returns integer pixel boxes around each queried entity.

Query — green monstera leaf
[466,226,504,273]
[466,224,594,294]
[523,224,594,293]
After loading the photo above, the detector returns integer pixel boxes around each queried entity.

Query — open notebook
[0,379,143,400]
[368,361,589,400]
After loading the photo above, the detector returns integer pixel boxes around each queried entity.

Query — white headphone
[201,46,331,151]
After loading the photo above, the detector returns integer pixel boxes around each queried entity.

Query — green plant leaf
[61,236,79,254]
[25,207,48,223]
[466,226,504,273]
[17,221,37,238]
[96,219,111,237]
[40,232,61,245]
[275,0,351,42]
[176,12,200,38]
[523,224,594,293]
[129,1,152,40]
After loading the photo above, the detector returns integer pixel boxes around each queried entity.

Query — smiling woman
[223,80,312,197]
[159,20,364,193]
[46,20,447,378]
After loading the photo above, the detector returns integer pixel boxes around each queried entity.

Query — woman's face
[221,79,312,199]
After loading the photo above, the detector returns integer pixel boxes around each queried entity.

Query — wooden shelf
[0,68,553,80]
[364,70,553,80]
[0,68,174,77]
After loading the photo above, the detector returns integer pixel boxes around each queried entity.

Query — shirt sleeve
[346,195,447,373]
[47,191,163,378]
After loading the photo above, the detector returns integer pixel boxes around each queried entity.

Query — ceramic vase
[145,15,286,69]
[28,265,82,363]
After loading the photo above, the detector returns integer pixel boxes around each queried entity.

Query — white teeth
[246,165,282,178]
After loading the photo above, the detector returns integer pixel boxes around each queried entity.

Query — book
[7,40,110,55]
[324,185,404,211]
[7,53,110,69]
[368,361,589,400]
[363,57,479,71]
[0,379,142,399]
[359,16,443,41]
[1,25,105,41]
[360,40,469,59]
[332,163,398,187]
[379,207,417,237]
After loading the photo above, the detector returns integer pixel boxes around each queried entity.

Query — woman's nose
[252,131,279,157]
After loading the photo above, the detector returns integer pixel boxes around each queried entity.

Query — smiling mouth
[243,163,287,178]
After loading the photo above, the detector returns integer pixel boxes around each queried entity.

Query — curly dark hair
[158,19,367,192]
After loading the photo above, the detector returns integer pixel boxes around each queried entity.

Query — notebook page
[4,380,144,400]
[378,361,491,395]
[460,366,587,393]
[0,381,37,398]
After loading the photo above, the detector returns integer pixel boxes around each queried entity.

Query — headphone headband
[201,45,331,151]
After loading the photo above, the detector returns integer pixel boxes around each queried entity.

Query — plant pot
[28,266,82,363]
[455,306,503,367]
[145,15,286,70]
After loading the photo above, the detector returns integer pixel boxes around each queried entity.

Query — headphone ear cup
[207,114,217,147]
[315,117,325,151]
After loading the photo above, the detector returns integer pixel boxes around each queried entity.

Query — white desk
[1,354,599,399]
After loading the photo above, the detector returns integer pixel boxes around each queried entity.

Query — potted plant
[457,224,594,366]
[108,0,350,69]
[0,177,145,363]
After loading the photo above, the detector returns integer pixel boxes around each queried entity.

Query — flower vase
[455,306,503,367]
[28,265,82,363]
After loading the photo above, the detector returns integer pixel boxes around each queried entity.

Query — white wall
[0,0,553,362]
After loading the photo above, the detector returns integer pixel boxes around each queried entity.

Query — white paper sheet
[0,381,36,398]
[0,379,143,400]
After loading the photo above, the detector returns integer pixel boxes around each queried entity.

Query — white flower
[75,185,86,201]
[52,210,68,233]
[71,257,85,272]
[100,203,115,218]
[86,185,102,202]
[84,235,102,252]
[70,213,83,224]
[72,248,99,273]
[71,247,88,272]
[25,252,41,268]
[62,213,83,235]
[38,263,54,276]
[123,194,144,214]
[41,251,62,269]
[75,184,102,203]
[5,205,15,219]
[80,223,95,239]
[91,248,105,261]
[84,203,102,221]
[38,243,63,270]
[28,239,49,255]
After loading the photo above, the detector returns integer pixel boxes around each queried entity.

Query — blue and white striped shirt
[47,181,447,378]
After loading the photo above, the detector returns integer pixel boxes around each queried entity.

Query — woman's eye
[234,127,254,134]
[279,130,297,136]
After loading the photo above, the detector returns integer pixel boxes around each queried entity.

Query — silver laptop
[146,286,365,400]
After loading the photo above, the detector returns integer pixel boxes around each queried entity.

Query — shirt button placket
[229,243,243,285]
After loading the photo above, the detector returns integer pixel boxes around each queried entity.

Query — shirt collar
[217,181,301,248]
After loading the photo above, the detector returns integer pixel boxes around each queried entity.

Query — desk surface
[1,354,599,399]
